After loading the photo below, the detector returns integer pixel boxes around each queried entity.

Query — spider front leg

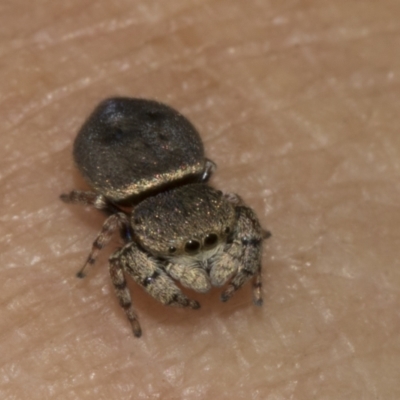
[109,243,200,336]
[109,255,142,337]
[211,201,268,306]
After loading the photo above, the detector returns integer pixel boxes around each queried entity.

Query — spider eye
[168,246,177,254]
[204,233,218,248]
[224,227,231,234]
[184,240,200,254]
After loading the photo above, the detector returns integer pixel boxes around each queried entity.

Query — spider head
[131,184,236,258]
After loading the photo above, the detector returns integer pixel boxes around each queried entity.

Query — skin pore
[1,1,400,399]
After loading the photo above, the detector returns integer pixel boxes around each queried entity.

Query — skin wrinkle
[192,26,400,70]
[55,17,145,44]
[3,40,220,132]
[10,2,214,58]
[8,17,345,134]
[0,4,92,55]
[197,60,321,117]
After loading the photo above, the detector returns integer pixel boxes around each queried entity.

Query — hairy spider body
[61,98,269,337]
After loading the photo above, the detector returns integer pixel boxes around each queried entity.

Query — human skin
[1,1,400,399]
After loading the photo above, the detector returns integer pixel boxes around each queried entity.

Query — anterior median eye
[184,240,200,253]
[204,233,218,248]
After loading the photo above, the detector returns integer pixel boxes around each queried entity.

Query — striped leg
[252,230,271,306]
[109,243,200,336]
[109,256,142,337]
[252,267,263,306]
[76,212,130,278]
[60,190,122,215]
[220,205,265,305]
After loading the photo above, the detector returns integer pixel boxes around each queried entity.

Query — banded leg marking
[109,257,142,337]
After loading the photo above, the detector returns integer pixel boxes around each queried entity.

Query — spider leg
[110,243,200,334]
[218,203,268,305]
[60,190,122,215]
[76,212,130,278]
[109,256,142,337]
[250,230,271,305]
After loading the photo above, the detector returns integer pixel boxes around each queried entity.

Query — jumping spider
[61,98,270,337]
